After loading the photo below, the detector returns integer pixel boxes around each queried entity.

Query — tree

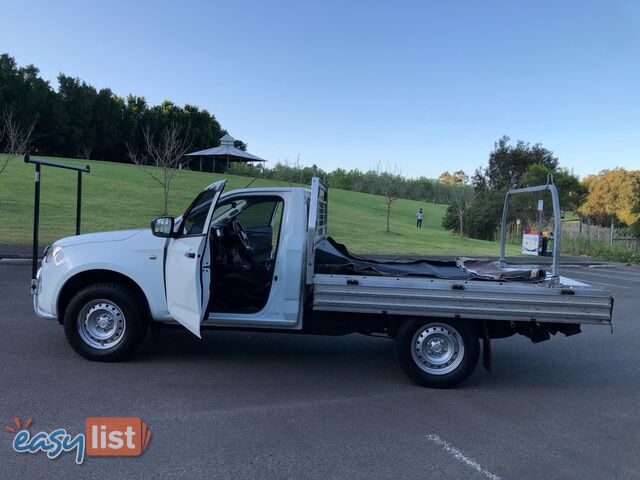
[439,170,469,185]
[447,184,474,238]
[57,74,97,158]
[446,136,571,241]
[127,123,191,215]
[0,106,35,174]
[474,136,559,190]
[0,53,228,163]
[578,169,640,227]
[509,163,589,228]
[0,122,4,169]
[443,188,505,241]
[471,167,487,192]
[464,189,506,241]
[376,165,404,233]
[630,202,640,239]
[522,164,586,213]
[0,54,61,155]
[91,88,125,160]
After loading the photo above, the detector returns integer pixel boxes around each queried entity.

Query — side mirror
[151,216,175,238]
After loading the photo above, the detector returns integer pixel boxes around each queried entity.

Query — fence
[500,219,640,256]
[562,220,640,252]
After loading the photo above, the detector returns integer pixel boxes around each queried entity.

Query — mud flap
[482,321,492,373]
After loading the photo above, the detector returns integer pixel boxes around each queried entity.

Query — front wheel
[63,283,149,361]
[395,318,479,388]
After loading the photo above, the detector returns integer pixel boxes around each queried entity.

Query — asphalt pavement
[0,262,639,479]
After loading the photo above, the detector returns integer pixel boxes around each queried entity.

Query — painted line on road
[0,258,32,265]
[562,266,631,278]
[588,264,638,270]
[563,265,640,278]
[575,279,630,289]
[427,433,502,480]
[564,272,632,289]
[561,269,634,288]
[587,267,640,279]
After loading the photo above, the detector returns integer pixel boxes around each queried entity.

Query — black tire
[395,318,479,388]
[63,282,149,361]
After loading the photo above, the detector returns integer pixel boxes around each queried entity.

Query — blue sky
[2,0,639,178]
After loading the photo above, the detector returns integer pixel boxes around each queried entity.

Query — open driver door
[164,180,226,338]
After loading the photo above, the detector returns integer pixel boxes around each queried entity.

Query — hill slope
[0,155,519,256]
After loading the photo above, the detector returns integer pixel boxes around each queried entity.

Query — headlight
[45,245,64,263]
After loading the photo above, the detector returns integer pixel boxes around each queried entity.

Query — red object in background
[524,224,542,235]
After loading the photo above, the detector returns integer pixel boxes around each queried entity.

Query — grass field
[0,154,521,256]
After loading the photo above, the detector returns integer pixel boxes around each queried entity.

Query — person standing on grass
[416,208,424,229]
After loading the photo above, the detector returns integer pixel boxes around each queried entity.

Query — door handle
[185,252,196,258]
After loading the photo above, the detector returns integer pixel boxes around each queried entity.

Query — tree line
[579,168,640,239]
[441,136,640,241]
[0,53,232,162]
[252,159,472,205]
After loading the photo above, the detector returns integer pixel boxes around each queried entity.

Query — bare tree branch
[127,122,191,215]
[448,184,474,238]
[79,145,93,160]
[0,107,36,175]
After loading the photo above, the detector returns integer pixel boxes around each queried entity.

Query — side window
[180,188,217,235]
[237,200,278,228]
[232,197,284,259]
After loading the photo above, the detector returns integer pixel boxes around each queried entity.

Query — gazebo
[184,134,267,174]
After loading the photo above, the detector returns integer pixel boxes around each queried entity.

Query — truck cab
[161,182,309,335]
[34,180,315,334]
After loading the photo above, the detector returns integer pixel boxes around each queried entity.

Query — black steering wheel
[232,220,252,251]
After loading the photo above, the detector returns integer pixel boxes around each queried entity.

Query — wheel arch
[57,269,152,325]
[390,315,484,338]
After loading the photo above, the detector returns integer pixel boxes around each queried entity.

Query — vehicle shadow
[129,327,635,392]
[134,327,407,387]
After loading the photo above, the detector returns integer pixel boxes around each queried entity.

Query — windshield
[180,188,219,235]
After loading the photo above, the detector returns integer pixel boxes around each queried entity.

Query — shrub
[561,235,640,264]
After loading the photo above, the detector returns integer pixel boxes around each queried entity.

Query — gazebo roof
[185,134,267,163]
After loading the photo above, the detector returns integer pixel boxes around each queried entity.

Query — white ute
[33,177,613,388]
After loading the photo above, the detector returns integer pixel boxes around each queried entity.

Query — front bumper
[32,267,57,320]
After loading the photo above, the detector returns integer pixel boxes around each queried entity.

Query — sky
[1,0,639,179]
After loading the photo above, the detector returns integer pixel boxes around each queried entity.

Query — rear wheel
[395,318,479,388]
[63,283,148,361]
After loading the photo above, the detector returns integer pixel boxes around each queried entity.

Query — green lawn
[0,154,521,256]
